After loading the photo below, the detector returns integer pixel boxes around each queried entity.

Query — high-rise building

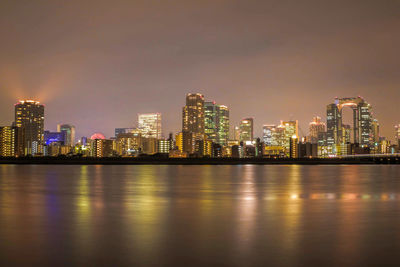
[0,126,24,157]
[138,113,162,139]
[280,120,298,154]
[342,124,351,143]
[371,119,379,144]
[326,97,372,147]
[204,101,229,145]
[395,124,400,146]
[308,117,326,144]
[182,93,205,134]
[14,100,45,155]
[234,126,240,141]
[57,124,76,146]
[263,125,277,146]
[239,118,253,142]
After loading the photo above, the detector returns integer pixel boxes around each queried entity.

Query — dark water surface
[1,165,400,266]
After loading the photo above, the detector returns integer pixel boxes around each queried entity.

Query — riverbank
[0,156,399,165]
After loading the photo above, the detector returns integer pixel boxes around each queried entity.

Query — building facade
[239,118,253,142]
[57,124,76,146]
[204,101,229,145]
[138,113,162,139]
[182,93,205,134]
[308,116,325,144]
[15,100,45,155]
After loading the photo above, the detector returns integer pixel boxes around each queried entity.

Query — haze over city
[0,0,399,140]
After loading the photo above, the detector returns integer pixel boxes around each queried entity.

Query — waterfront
[1,165,400,266]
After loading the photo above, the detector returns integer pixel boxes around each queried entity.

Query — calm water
[1,165,400,266]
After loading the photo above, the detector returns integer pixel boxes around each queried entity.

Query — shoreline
[0,156,399,165]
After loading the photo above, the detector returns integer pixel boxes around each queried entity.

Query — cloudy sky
[0,0,399,140]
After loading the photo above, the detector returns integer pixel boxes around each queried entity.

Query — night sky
[0,0,399,140]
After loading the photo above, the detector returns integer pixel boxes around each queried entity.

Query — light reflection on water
[0,165,400,266]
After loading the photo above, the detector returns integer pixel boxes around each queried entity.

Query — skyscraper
[204,101,229,145]
[326,97,372,147]
[239,118,253,142]
[280,120,298,154]
[263,125,277,146]
[138,113,162,139]
[395,124,400,146]
[182,93,205,134]
[14,100,45,155]
[57,124,75,146]
[308,116,326,144]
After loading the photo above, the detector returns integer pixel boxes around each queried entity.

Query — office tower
[14,100,45,155]
[0,126,24,157]
[115,128,135,137]
[280,120,298,153]
[138,113,162,139]
[239,118,253,142]
[234,126,240,141]
[308,117,326,144]
[263,125,277,146]
[44,131,66,145]
[396,124,400,146]
[342,124,351,143]
[182,93,205,134]
[326,97,372,147]
[204,101,229,145]
[371,119,379,144]
[57,124,76,146]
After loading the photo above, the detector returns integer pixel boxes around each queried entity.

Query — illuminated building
[326,97,372,147]
[371,119,379,143]
[342,124,351,143]
[176,131,199,154]
[90,133,106,140]
[91,139,114,157]
[57,124,76,146]
[290,135,299,158]
[308,117,325,144]
[234,126,240,141]
[263,125,277,146]
[115,132,141,156]
[396,124,400,146]
[157,139,172,154]
[138,113,162,139]
[204,102,229,145]
[194,139,213,157]
[115,128,136,137]
[0,126,24,157]
[182,93,205,134]
[264,146,285,157]
[280,120,298,155]
[14,100,45,155]
[239,118,253,142]
[44,131,66,145]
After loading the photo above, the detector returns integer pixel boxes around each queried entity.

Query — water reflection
[0,165,400,266]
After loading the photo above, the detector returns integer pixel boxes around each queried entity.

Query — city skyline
[0,1,399,140]
[1,94,399,143]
